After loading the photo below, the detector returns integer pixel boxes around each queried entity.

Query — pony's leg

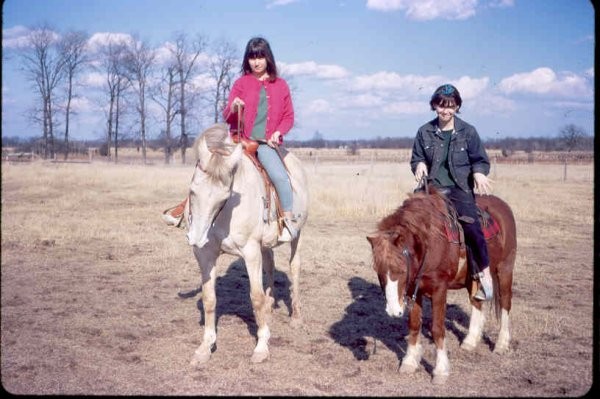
[495,308,511,354]
[288,233,302,327]
[494,259,513,354]
[244,242,274,363]
[190,249,218,368]
[461,301,485,351]
[430,288,450,385]
[400,299,423,374]
[262,248,276,307]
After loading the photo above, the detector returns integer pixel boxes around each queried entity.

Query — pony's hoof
[432,374,448,385]
[460,340,477,351]
[399,362,418,374]
[251,350,269,363]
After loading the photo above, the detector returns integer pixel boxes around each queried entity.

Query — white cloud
[498,67,593,98]
[584,67,594,78]
[450,76,489,99]
[68,97,95,113]
[2,25,32,48]
[266,0,299,9]
[352,71,441,93]
[382,101,425,114]
[86,32,134,53]
[488,0,514,8]
[280,61,350,79]
[341,93,384,108]
[366,0,478,20]
[82,72,105,88]
[191,73,215,92]
[305,99,334,114]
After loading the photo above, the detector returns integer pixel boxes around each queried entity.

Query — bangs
[435,96,457,108]
[247,46,267,59]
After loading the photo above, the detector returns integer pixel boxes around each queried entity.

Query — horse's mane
[377,188,449,243]
[193,124,238,184]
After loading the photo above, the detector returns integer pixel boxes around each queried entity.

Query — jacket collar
[425,116,467,135]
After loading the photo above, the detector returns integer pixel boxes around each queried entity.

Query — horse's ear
[198,137,211,171]
[224,142,243,169]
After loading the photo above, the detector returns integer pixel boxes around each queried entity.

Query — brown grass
[0,157,594,396]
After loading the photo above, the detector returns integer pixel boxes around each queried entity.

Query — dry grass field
[0,150,594,396]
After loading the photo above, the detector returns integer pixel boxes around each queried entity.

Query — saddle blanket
[444,207,501,243]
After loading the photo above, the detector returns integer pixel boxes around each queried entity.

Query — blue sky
[1,0,595,142]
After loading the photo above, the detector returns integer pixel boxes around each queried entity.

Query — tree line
[6,24,238,164]
[4,25,592,162]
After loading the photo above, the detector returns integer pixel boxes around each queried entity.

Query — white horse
[184,123,308,366]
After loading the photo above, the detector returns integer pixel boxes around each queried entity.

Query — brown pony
[366,187,517,385]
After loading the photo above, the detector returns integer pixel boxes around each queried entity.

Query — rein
[402,246,428,314]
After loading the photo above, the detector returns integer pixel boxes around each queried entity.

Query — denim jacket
[410,116,490,193]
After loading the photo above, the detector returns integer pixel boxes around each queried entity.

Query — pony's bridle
[401,246,428,314]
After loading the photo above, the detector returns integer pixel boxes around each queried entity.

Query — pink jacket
[223,74,294,143]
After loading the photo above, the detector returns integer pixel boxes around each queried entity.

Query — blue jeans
[445,187,490,275]
[257,144,293,212]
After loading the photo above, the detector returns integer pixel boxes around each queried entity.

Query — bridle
[187,155,235,234]
[400,245,428,314]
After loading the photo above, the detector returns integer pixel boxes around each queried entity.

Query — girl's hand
[415,162,428,182]
[473,172,493,195]
[231,97,245,112]
[268,131,282,147]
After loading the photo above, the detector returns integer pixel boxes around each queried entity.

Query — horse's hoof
[432,374,448,385]
[251,350,269,363]
[190,346,212,367]
[493,344,509,355]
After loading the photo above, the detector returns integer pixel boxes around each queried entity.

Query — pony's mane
[377,188,449,240]
[193,123,237,183]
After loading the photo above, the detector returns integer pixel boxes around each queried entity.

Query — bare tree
[559,123,588,181]
[151,63,179,164]
[57,30,89,160]
[98,38,130,162]
[207,38,237,123]
[170,32,207,164]
[123,36,156,165]
[559,124,587,152]
[20,25,66,159]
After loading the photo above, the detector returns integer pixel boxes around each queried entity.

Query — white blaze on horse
[184,123,308,366]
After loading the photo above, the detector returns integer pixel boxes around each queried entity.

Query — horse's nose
[187,230,208,248]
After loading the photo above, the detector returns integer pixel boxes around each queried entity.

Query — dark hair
[241,37,278,81]
[429,84,462,113]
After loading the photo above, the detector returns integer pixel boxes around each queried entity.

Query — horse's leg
[262,247,276,307]
[461,300,485,351]
[190,247,218,367]
[244,242,275,363]
[430,287,450,385]
[288,233,302,327]
[400,298,423,374]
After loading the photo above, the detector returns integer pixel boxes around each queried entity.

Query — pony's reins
[402,246,428,314]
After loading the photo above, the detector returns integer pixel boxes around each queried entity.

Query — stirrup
[280,218,298,241]
[473,272,493,301]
